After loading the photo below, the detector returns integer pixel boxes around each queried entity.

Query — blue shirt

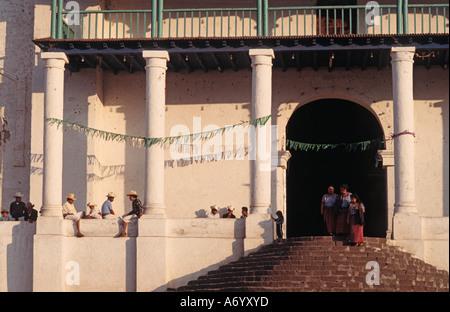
[101,200,113,214]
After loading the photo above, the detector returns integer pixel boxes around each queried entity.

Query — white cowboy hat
[126,190,138,197]
[14,192,24,198]
[86,202,97,207]
[210,205,218,211]
[106,192,116,198]
[226,205,235,212]
[66,193,77,200]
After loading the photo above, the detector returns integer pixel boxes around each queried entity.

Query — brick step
[175,236,449,292]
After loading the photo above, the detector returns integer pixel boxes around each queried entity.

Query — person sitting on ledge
[10,192,27,221]
[24,202,38,223]
[240,207,249,218]
[207,205,220,218]
[0,209,11,221]
[102,192,118,219]
[118,190,143,237]
[84,202,101,219]
[222,205,236,219]
[62,193,85,238]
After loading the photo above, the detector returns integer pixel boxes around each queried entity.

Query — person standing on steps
[334,184,352,240]
[347,193,365,246]
[272,211,284,244]
[321,185,338,236]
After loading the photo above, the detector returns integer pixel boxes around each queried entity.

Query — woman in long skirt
[348,193,365,246]
[334,184,352,236]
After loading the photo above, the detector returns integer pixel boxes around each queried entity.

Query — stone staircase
[176,236,449,292]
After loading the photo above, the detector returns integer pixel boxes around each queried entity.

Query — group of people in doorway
[0,192,38,223]
[321,184,365,246]
[62,190,143,238]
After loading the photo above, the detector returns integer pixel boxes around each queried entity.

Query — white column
[249,49,274,215]
[390,46,417,215]
[41,52,68,217]
[142,50,169,217]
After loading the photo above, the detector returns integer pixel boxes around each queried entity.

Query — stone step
[175,236,449,292]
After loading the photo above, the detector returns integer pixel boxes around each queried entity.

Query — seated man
[24,202,38,223]
[10,192,27,221]
[62,193,85,237]
[102,192,118,219]
[0,209,11,221]
[222,205,236,219]
[85,202,102,219]
[207,205,220,218]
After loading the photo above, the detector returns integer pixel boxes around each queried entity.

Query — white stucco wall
[0,0,448,292]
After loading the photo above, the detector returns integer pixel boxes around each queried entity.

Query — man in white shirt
[62,193,85,237]
[86,202,102,219]
[207,205,220,218]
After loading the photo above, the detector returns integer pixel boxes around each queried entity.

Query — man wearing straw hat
[10,192,27,221]
[207,205,220,218]
[222,205,236,219]
[118,190,143,237]
[102,192,118,219]
[24,202,38,223]
[62,193,85,238]
[85,202,102,219]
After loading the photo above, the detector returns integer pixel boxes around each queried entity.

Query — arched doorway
[286,98,387,238]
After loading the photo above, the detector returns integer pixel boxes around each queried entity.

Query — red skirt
[349,214,364,243]
[323,207,335,234]
[335,207,349,235]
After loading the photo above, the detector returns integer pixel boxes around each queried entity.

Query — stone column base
[392,212,424,260]
[136,217,167,292]
[243,214,274,256]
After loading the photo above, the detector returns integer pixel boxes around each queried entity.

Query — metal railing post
[257,0,263,36]
[57,0,63,39]
[51,0,57,38]
[397,0,403,34]
[403,0,408,34]
[151,0,157,37]
[263,0,269,36]
[158,0,164,37]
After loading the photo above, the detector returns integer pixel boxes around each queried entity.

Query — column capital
[249,49,275,67]
[41,52,69,65]
[249,48,275,58]
[143,50,170,70]
[142,50,170,61]
[390,46,416,63]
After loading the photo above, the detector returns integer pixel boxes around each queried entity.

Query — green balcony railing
[51,1,449,40]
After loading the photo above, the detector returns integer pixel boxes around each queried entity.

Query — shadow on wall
[165,219,246,290]
[4,222,36,292]
[164,216,274,290]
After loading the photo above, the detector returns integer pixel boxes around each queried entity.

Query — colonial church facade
[0,0,448,291]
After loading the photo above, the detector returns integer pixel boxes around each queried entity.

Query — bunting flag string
[286,138,384,152]
[46,115,272,148]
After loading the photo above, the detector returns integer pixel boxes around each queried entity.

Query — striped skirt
[323,207,335,234]
[349,214,364,243]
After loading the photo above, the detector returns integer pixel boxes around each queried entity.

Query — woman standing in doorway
[348,193,365,246]
[334,184,352,237]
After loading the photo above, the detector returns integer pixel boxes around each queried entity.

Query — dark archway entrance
[286,99,387,238]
